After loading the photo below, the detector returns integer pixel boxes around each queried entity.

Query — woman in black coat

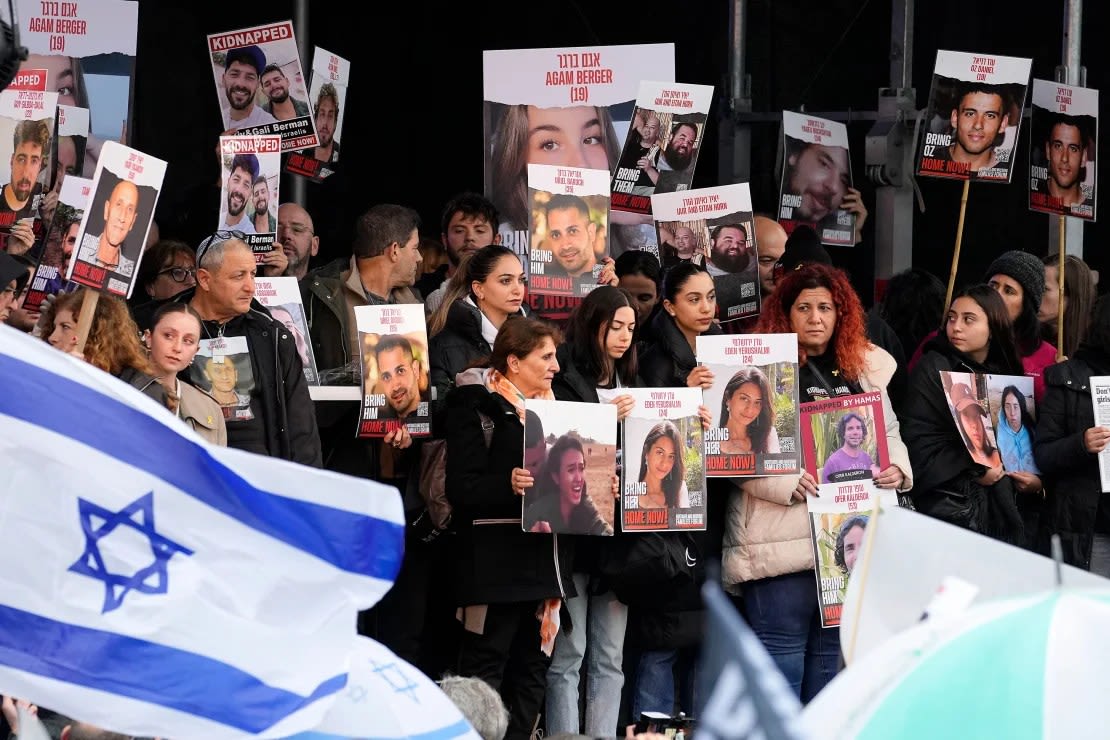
[902,285,1031,545]
[626,263,717,719]
[544,286,636,737]
[1035,296,1110,573]
[445,316,574,740]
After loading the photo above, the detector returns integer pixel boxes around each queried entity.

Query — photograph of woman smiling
[636,420,690,510]
[718,366,780,454]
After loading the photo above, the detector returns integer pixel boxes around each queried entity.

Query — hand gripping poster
[610,80,713,215]
[802,391,891,627]
[354,303,432,439]
[1028,79,1098,221]
[601,387,706,532]
[653,183,760,322]
[779,111,855,246]
[207,21,318,151]
[254,276,320,385]
[527,162,610,299]
[483,43,675,321]
[522,398,617,536]
[64,140,166,298]
[217,135,281,257]
[698,333,800,477]
[17,0,139,177]
[286,47,349,182]
[917,50,1032,183]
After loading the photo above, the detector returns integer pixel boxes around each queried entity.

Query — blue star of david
[69,492,194,614]
[369,660,421,704]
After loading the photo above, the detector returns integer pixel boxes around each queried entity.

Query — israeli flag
[0,326,405,739]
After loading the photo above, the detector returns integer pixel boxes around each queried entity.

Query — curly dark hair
[834,514,869,573]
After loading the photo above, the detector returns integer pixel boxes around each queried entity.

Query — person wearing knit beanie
[777,225,832,274]
[985,250,1046,315]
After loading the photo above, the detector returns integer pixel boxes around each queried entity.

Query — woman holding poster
[903,285,1028,545]
[721,263,912,701]
[545,285,635,737]
[444,317,573,740]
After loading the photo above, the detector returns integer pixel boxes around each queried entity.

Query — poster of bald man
[66,140,166,298]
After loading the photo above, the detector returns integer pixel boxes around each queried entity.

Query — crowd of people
[2,177,1108,740]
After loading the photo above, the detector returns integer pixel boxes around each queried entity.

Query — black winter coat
[1034,352,1110,568]
[445,380,575,605]
[901,338,1023,544]
[638,310,721,389]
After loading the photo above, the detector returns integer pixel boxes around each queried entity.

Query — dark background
[130,0,1108,304]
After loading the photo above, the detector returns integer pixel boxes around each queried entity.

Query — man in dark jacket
[180,232,321,466]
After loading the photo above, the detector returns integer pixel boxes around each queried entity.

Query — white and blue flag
[0,326,406,739]
[283,636,481,740]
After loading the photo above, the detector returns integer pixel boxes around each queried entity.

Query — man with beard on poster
[260,65,310,121]
[251,176,276,234]
[221,45,277,131]
[655,121,700,193]
[704,221,756,322]
[543,193,600,291]
[373,333,425,421]
[0,120,50,255]
[220,153,258,234]
[313,84,341,164]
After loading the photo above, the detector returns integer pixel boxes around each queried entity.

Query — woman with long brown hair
[41,288,167,407]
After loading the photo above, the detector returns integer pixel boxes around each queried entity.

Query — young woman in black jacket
[627,263,717,720]
[1035,296,1110,573]
[902,285,1035,545]
[544,286,637,737]
[445,316,574,740]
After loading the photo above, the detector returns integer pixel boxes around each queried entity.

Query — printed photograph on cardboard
[355,303,432,438]
[940,370,1003,469]
[1028,79,1098,221]
[985,373,1039,474]
[522,398,617,536]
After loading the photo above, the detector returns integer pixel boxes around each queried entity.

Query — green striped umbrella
[800,588,1110,739]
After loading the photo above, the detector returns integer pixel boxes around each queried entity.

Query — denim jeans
[631,646,698,719]
[742,570,840,703]
[546,572,629,737]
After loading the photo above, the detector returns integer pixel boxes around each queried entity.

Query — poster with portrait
[0,72,58,253]
[653,183,760,322]
[354,303,431,439]
[802,391,899,628]
[190,335,255,422]
[985,373,1039,474]
[22,175,89,312]
[806,489,881,629]
[779,111,855,246]
[602,387,706,532]
[522,398,617,536]
[217,135,280,257]
[610,80,713,215]
[17,0,138,177]
[64,141,165,298]
[527,163,610,298]
[207,21,318,151]
[939,370,1003,469]
[254,276,319,385]
[483,43,675,321]
[286,47,348,182]
[1028,79,1098,221]
[917,50,1032,183]
[698,333,800,477]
